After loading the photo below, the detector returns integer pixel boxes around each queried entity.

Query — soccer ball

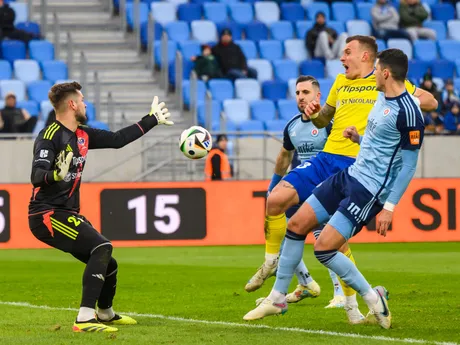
[179,126,212,159]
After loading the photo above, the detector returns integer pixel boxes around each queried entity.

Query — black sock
[81,244,112,308]
[97,257,118,310]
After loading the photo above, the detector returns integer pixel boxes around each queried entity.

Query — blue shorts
[307,168,383,240]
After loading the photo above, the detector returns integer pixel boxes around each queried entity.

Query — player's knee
[339,242,349,254]
[314,248,338,266]
[107,257,118,277]
[91,242,113,262]
[266,194,285,216]
[287,217,305,235]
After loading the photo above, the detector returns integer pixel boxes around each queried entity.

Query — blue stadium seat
[422,0,439,6]
[387,39,413,60]
[165,21,190,42]
[431,3,455,21]
[325,59,343,79]
[254,1,280,25]
[346,20,371,36]
[10,2,27,25]
[228,3,254,25]
[423,20,446,40]
[0,80,25,101]
[247,59,273,82]
[250,99,276,122]
[356,3,373,23]
[16,21,40,36]
[431,59,455,80]
[332,2,355,22]
[235,40,257,59]
[270,21,294,41]
[447,20,460,40]
[376,39,387,52]
[177,3,202,22]
[262,80,288,101]
[407,60,430,81]
[327,20,346,34]
[182,79,206,107]
[27,80,53,103]
[40,100,53,121]
[209,79,234,101]
[223,99,250,124]
[126,2,148,29]
[438,40,460,61]
[216,21,243,40]
[197,100,221,126]
[42,61,68,83]
[288,78,296,98]
[29,40,54,63]
[277,99,297,120]
[280,3,305,22]
[140,22,163,47]
[295,21,314,38]
[14,60,40,84]
[265,119,285,133]
[413,40,437,61]
[0,60,12,80]
[211,120,238,135]
[154,40,177,67]
[1,40,26,64]
[259,40,283,61]
[239,119,265,136]
[305,2,330,21]
[85,102,96,122]
[235,78,261,101]
[168,59,194,86]
[300,60,325,79]
[151,2,177,26]
[191,20,218,43]
[431,77,444,90]
[166,0,189,7]
[204,3,228,23]
[17,100,39,117]
[284,39,308,62]
[246,21,269,41]
[178,41,201,60]
[273,60,298,82]
[317,78,333,103]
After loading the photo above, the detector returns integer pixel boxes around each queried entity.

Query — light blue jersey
[348,90,425,203]
[283,114,330,163]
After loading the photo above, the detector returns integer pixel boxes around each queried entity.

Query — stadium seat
[423,20,447,40]
[262,80,288,101]
[1,40,26,64]
[246,22,269,41]
[13,60,40,84]
[151,2,177,26]
[223,99,250,124]
[182,79,206,107]
[356,3,373,23]
[407,60,430,81]
[432,77,444,90]
[325,59,343,79]
[140,22,162,47]
[376,39,387,52]
[447,20,460,40]
[431,59,455,80]
[17,100,39,117]
[250,99,276,122]
[270,21,294,41]
[288,78,296,98]
[197,100,221,126]
[328,21,346,35]
[300,60,325,79]
[438,40,460,61]
[284,39,308,62]
[216,22,243,40]
[431,3,455,21]
[168,59,194,86]
[40,100,53,121]
[273,60,298,82]
[42,61,68,83]
[177,3,202,22]
[85,102,96,122]
[331,2,355,22]
[178,41,201,60]
[16,21,41,36]
[209,79,234,101]
[413,40,437,61]
[265,119,286,132]
[10,2,27,25]
[387,39,413,60]
[211,119,238,135]
[235,79,261,101]
[259,40,283,61]
[126,2,148,29]
[295,21,314,39]
[305,2,330,21]
[280,3,305,22]
[28,40,54,63]
[203,3,228,23]
[346,20,371,36]
[235,40,257,59]
[228,3,254,25]
[277,99,297,120]
[154,41,177,67]
[27,80,53,103]
[191,20,218,43]
[317,78,333,103]
[165,21,190,42]
[0,80,25,101]
[0,60,12,80]
[247,59,273,82]
[254,1,280,25]
[238,119,265,136]
[422,0,438,6]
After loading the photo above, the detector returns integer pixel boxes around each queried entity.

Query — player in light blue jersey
[244,49,424,329]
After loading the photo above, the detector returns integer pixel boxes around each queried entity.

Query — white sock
[267,289,286,304]
[97,307,115,321]
[264,253,279,267]
[77,307,96,322]
[362,288,381,311]
[345,294,358,307]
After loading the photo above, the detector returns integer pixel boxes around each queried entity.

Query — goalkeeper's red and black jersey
[29,116,158,215]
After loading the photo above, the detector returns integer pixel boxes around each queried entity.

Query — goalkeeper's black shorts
[29,210,110,262]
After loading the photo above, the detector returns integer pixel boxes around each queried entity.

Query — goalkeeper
[27,82,173,333]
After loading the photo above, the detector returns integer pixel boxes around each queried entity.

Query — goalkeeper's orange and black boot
[72,318,118,332]
[97,314,138,326]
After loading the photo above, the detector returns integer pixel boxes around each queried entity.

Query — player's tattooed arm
[274,148,294,176]
[414,87,438,112]
[311,104,336,128]
[279,181,296,189]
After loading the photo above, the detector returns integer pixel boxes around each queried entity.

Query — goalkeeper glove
[53,150,73,181]
[149,96,173,126]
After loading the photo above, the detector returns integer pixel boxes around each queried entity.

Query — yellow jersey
[324,73,416,157]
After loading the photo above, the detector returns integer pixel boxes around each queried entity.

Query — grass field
[0,243,459,345]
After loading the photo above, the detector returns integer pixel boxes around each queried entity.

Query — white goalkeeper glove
[149,96,173,126]
[53,150,73,181]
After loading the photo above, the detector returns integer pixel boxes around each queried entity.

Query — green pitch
[0,243,459,345]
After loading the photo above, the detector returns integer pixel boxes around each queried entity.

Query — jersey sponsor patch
[409,130,420,145]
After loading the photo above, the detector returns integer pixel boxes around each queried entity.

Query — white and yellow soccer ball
[179,126,212,159]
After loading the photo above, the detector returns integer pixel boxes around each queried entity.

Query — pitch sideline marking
[0,301,457,345]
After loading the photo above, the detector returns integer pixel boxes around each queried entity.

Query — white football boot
[245,259,278,292]
[286,281,321,303]
[325,295,346,309]
[243,297,287,321]
[369,286,392,329]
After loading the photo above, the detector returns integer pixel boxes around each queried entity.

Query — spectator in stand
[212,29,257,81]
[443,102,460,134]
[371,0,412,41]
[420,73,442,112]
[192,44,223,82]
[204,134,232,181]
[424,111,444,134]
[0,0,41,43]
[305,12,348,60]
[0,92,37,134]
[442,79,460,111]
[399,0,436,41]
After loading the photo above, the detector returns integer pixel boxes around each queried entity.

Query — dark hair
[296,75,320,89]
[48,81,82,110]
[346,35,378,61]
[315,11,325,19]
[376,48,408,82]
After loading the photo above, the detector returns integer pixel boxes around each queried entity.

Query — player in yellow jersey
[243,35,437,322]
